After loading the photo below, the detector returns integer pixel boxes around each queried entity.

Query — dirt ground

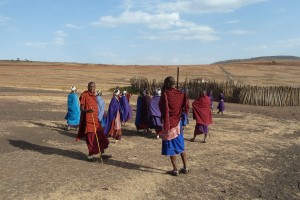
[0,60,300,199]
[0,86,299,200]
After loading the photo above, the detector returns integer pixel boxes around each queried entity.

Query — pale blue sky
[0,0,299,65]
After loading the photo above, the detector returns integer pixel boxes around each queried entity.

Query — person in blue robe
[65,86,80,130]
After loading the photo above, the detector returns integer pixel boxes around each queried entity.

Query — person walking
[191,89,213,143]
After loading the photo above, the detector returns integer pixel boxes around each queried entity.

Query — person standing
[191,90,213,143]
[135,90,151,132]
[207,90,214,113]
[181,88,189,128]
[135,90,144,132]
[76,82,110,160]
[149,88,162,139]
[104,89,122,142]
[217,90,225,115]
[65,86,80,131]
[159,76,189,176]
[96,90,106,128]
[120,90,132,125]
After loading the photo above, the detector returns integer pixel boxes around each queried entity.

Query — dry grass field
[0,60,299,200]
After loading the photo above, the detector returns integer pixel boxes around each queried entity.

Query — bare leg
[170,156,177,171]
[180,152,187,169]
[191,132,197,142]
[203,134,207,143]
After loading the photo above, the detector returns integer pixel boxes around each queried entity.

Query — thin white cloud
[259,45,268,49]
[99,50,119,58]
[156,0,266,13]
[54,30,68,37]
[92,10,180,30]
[142,24,219,41]
[229,29,253,35]
[22,30,68,47]
[93,10,218,41]
[277,37,300,48]
[65,23,84,29]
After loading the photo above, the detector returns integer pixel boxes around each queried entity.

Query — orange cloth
[77,90,103,139]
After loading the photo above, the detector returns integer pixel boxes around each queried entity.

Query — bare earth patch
[0,87,299,200]
[0,61,299,199]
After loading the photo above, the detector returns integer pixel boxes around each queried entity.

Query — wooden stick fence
[129,77,300,106]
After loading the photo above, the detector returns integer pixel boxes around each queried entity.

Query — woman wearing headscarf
[65,86,80,130]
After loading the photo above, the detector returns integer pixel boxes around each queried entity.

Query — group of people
[64,77,225,175]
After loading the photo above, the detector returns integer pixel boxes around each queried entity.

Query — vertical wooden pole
[176,67,179,89]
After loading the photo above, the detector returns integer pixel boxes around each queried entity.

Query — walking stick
[91,107,103,163]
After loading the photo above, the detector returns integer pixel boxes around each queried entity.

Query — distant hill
[212,56,300,65]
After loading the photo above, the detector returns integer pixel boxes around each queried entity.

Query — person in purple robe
[104,89,122,142]
[135,90,144,131]
[149,88,162,139]
[207,90,214,113]
[217,90,225,115]
[120,90,132,125]
[136,89,151,132]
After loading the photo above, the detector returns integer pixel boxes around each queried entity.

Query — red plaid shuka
[77,90,103,139]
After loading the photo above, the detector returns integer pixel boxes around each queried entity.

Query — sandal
[180,168,190,174]
[167,170,179,176]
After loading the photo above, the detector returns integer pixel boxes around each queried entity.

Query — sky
[0,0,300,65]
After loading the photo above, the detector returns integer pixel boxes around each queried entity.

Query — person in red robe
[76,82,110,161]
[159,76,189,176]
[191,90,213,143]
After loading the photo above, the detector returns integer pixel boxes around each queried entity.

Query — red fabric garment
[159,88,189,130]
[77,90,102,139]
[192,95,213,125]
[126,93,131,103]
[86,131,109,155]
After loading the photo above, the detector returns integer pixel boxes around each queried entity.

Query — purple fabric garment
[149,95,162,127]
[120,95,131,122]
[104,97,120,135]
[217,93,225,112]
[194,123,209,135]
[207,91,214,106]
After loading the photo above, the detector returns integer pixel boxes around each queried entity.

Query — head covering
[155,88,161,96]
[122,90,127,95]
[96,90,102,96]
[114,89,120,96]
[71,86,76,92]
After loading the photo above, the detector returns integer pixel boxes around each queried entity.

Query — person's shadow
[8,139,86,161]
[8,139,166,174]
[29,121,77,138]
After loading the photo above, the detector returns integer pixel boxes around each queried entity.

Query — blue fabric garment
[135,96,142,127]
[181,112,189,126]
[120,95,131,122]
[104,97,120,135]
[161,122,185,156]
[96,95,105,122]
[101,113,107,128]
[65,93,80,126]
